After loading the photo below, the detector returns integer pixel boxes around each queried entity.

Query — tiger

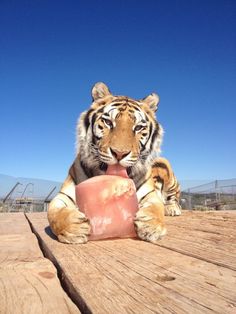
[47,82,181,244]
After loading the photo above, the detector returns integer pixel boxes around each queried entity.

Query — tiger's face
[77,82,163,173]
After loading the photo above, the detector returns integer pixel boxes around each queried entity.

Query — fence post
[215,180,219,202]
[187,189,192,210]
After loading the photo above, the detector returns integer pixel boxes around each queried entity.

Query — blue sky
[0,0,235,182]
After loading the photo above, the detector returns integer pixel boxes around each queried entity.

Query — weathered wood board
[162,211,236,270]
[0,212,32,235]
[0,213,80,314]
[26,211,236,314]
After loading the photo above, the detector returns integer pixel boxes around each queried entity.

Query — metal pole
[3,182,22,203]
[187,189,192,210]
[21,183,34,198]
[44,186,57,203]
[215,180,218,202]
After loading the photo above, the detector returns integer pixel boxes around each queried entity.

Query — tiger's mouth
[99,162,132,177]
[105,164,129,178]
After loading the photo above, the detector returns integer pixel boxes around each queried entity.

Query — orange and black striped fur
[48,82,181,244]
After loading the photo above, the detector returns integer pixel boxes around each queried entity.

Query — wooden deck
[0,211,236,313]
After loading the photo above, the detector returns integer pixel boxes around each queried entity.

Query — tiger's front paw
[134,210,166,243]
[165,203,182,216]
[49,208,91,244]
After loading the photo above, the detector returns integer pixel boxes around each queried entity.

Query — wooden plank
[166,210,236,232]
[0,233,43,265]
[0,213,80,314]
[0,212,32,235]
[165,211,236,223]
[165,218,236,237]
[0,259,80,314]
[160,211,236,271]
[26,212,236,314]
[176,210,236,218]
[96,239,236,301]
[0,213,44,265]
[91,240,236,313]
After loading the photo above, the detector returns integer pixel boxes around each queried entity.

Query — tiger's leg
[152,157,182,216]
[134,172,166,243]
[47,175,91,244]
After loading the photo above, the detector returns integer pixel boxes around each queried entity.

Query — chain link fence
[181,179,236,210]
[0,198,51,213]
[0,181,59,213]
[1,178,236,213]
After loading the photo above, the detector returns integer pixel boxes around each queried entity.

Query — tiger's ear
[92,82,111,100]
[142,93,160,112]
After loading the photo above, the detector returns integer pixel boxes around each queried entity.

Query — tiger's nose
[110,148,130,161]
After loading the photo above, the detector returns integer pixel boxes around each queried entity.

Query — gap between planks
[0,212,80,314]
[25,212,236,314]
[24,213,92,314]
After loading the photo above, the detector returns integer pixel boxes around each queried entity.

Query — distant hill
[179,180,213,191]
[0,174,62,200]
[0,173,212,199]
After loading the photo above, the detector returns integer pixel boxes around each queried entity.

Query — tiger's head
[77,82,163,177]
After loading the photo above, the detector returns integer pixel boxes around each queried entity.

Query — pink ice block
[75,165,138,240]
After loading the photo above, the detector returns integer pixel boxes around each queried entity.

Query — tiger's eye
[102,118,113,128]
[134,125,144,132]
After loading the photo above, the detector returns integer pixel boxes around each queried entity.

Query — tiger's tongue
[106,164,129,178]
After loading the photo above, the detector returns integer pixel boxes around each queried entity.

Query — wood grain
[158,211,236,271]
[26,211,236,314]
[0,213,80,314]
[0,233,43,265]
[0,212,32,235]
[0,259,80,314]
